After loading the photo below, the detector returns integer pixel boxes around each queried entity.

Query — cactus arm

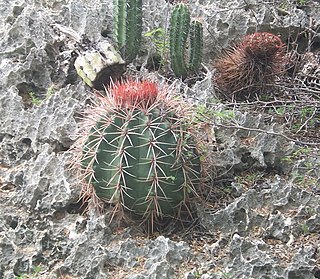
[126,0,142,61]
[113,0,142,62]
[74,42,125,89]
[188,20,203,73]
[113,0,126,50]
[169,4,190,78]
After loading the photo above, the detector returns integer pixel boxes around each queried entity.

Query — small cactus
[169,4,203,77]
[214,32,285,99]
[73,80,201,228]
[113,0,143,62]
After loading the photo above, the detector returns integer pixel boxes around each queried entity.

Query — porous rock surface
[0,0,319,279]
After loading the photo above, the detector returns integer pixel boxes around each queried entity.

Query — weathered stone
[197,177,320,278]
[0,0,319,278]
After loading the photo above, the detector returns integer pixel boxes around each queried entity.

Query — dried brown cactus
[214,32,286,99]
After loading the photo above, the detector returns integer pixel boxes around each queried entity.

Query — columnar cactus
[189,20,203,72]
[169,4,203,77]
[113,0,143,62]
[73,80,201,227]
[214,32,285,98]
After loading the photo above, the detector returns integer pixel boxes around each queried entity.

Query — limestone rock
[0,0,319,279]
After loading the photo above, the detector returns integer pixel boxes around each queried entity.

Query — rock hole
[21,138,32,146]
[52,141,71,153]
[66,200,87,214]
[101,29,110,37]
[13,258,30,277]
[9,219,18,229]
[145,54,163,71]
[13,6,24,17]
[314,268,320,279]
[16,82,42,109]
[62,54,78,86]
[52,209,66,220]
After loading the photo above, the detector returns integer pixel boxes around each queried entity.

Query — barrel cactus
[73,80,201,227]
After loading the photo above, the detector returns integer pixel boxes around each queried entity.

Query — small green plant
[144,27,168,65]
[291,106,318,132]
[27,85,55,107]
[169,3,203,77]
[212,110,235,120]
[194,105,214,123]
[272,106,286,116]
[46,84,55,98]
[195,105,235,123]
[16,265,42,279]
[292,170,318,188]
[300,223,309,235]
[297,0,307,5]
[28,92,42,106]
[220,269,232,279]
[235,171,264,187]
[193,269,203,279]
[281,147,311,163]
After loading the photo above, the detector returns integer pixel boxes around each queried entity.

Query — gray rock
[197,177,320,278]
[0,0,319,279]
[207,110,296,175]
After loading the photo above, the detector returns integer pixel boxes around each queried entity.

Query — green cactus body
[169,4,203,77]
[113,0,142,62]
[77,81,201,222]
[188,20,203,73]
[169,4,190,77]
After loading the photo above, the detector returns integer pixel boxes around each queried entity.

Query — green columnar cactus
[74,80,201,226]
[189,20,203,72]
[113,0,142,62]
[169,4,203,77]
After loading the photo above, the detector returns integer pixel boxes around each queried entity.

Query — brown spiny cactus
[214,32,286,99]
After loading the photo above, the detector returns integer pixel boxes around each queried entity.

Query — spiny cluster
[112,80,158,108]
[241,32,284,58]
[214,32,286,99]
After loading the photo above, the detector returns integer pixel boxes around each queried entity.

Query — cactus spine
[113,0,142,62]
[169,4,203,77]
[74,80,201,227]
